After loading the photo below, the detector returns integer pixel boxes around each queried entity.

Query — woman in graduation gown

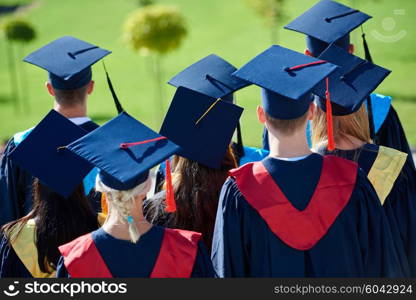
[56,112,215,278]
[145,149,237,251]
[280,0,415,166]
[152,54,269,196]
[0,110,105,278]
[166,53,268,167]
[311,44,416,276]
[211,45,403,278]
[145,87,243,251]
[0,181,99,278]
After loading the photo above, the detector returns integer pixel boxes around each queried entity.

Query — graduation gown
[0,213,106,278]
[319,143,416,277]
[0,219,55,278]
[56,226,215,278]
[211,154,403,277]
[0,120,100,227]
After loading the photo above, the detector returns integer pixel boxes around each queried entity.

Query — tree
[137,0,154,7]
[1,17,36,113]
[245,0,286,44]
[123,4,187,122]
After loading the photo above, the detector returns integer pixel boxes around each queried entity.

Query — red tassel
[165,159,176,213]
[325,78,335,151]
[287,60,327,71]
[120,136,167,149]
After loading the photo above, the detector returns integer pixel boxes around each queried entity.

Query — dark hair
[145,146,237,250]
[53,83,90,107]
[2,179,99,273]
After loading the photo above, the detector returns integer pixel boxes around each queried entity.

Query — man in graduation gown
[0,36,113,226]
[281,0,414,167]
[0,110,104,278]
[211,45,403,277]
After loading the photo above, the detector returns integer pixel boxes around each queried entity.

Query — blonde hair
[312,103,371,149]
[95,176,151,243]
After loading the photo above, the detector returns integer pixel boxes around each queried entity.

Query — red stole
[230,155,358,251]
[59,228,201,278]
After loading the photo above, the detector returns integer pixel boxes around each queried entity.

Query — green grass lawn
[0,0,415,147]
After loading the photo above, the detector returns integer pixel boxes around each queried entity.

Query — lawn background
[0,0,415,147]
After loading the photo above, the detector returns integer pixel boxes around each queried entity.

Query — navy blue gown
[319,144,416,277]
[0,233,32,278]
[211,154,404,277]
[56,226,215,278]
[0,121,100,227]
[376,106,415,166]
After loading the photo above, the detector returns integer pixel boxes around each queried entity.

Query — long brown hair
[146,146,237,249]
[1,179,99,273]
[312,103,371,149]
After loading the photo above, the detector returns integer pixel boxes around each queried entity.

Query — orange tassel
[164,159,176,213]
[101,193,108,216]
[325,77,335,151]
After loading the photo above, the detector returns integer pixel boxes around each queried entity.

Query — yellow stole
[9,220,55,278]
[368,146,407,205]
[8,214,107,278]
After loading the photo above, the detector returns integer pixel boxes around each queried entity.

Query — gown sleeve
[382,159,416,277]
[56,256,70,278]
[354,170,405,277]
[0,138,33,227]
[190,241,216,278]
[0,232,32,278]
[0,139,21,227]
[211,177,248,278]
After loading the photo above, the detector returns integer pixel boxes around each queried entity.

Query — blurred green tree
[245,0,286,44]
[1,17,36,113]
[137,0,155,7]
[123,4,187,122]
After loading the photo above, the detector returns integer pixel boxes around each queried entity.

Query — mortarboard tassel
[102,62,124,114]
[284,60,334,150]
[361,31,373,63]
[361,26,376,140]
[118,136,175,212]
[233,94,244,156]
[164,159,176,213]
[120,136,166,149]
[101,193,108,216]
[325,77,335,151]
[235,122,244,157]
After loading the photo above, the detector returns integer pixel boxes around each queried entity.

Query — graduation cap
[9,110,93,197]
[168,54,249,156]
[168,54,250,101]
[233,45,337,115]
[313,44,391,116]
[160,87,244,169]
[23,36,110,90]
[23,36,124,113]
[67,112,179,191]
[284,0,371,56]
